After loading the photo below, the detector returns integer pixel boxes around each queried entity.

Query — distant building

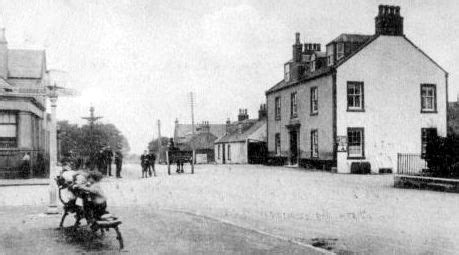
[265,5,447,173]
[173,119,226,163]
[214,105,267,164]
[0,28,50,178]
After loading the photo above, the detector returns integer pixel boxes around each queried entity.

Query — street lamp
[46,92,59,214]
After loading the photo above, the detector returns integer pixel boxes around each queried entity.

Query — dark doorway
[289,130,298,165]
[222,145,226,164]
[247,142,267,164]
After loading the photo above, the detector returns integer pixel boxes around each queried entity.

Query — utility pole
[157,119,162,162]
[189,92,195,172]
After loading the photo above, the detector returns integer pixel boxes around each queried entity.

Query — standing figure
[147,151,157,177]
[21,152,31,178]
[114,151,123,178]
[140,150,149,178]
[104,147,114,177]
[96,149,106,174]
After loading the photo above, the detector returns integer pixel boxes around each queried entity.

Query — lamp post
[46,94,59,214]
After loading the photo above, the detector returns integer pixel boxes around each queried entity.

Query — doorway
[222,144,226,164]
[289,130,299,165]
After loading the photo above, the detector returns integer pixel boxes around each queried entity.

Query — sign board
[337,136,347,152]
[195,154,208,164]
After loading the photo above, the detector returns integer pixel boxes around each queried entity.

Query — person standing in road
[147,151,157,177]
[105,147,114,177]
[115,151,123,178]
[140,150,149,178]
[97,149,106,174]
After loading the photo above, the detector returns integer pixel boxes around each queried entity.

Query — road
[0,206,324,255]
[1,163,458,254]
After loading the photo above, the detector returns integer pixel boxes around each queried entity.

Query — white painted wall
[336,36,447,173]
[214,142,247,164]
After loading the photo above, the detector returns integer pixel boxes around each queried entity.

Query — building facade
[266,5,447,173]
[215,105,267,164]
[0,29,50,178]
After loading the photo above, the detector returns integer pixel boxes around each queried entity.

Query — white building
[265,5,447,173]
[215,106,267,164]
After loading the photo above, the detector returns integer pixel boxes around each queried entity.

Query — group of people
[140,150,156,178]
[95,147,123,178]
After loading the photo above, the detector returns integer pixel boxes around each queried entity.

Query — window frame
[310,87,318,115]
[347,127,365,159]
[274,96,281,121]
[275,133,281,156]
[284,63,290,82]
[290,92,298,119]
[420,84,437,113]
[347,81,365,112]
[311,129,319,158]
[421,128,437,158]
[337,42,345,60]
[0,112,18,148]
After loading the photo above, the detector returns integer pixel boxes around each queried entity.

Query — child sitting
[74,171,108,222]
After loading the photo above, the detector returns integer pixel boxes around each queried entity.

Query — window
[311,130,318,158]
[0,112,17,148]
[290,92,297,118]
[347,128,364,158]
[284,64,290,82]
[347,82,364,111]
[421,128,437,157]
[337,42,344,60]
[217,144,221,159]
[275,97,281,120]
[421,84,437,113]
[227,144,231,161]
[326,44,334,66]
[275,133,281,156]
[311,87,318,115]
[310,54,316,72]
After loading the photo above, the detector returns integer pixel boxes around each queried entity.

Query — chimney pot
[295,32,300,44]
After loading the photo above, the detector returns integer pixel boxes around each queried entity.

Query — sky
[0,0,458,153]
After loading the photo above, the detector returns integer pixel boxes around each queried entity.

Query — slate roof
[179,132,218,151]
[8,49,45,79]
[265,66,332,95]
[215,119,266,143]
[174,123,227,139]
[328,33,373,44]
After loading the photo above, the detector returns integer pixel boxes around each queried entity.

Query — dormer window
[310,54,316,72]
[284,63,290,82]
[326,44,334,66]
[337,42,344,60]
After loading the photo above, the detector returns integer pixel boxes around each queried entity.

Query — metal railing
[397,153,429,176]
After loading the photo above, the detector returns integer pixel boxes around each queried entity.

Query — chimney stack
[375,5,404,36]
[292,32,303,62]
[303,43,321,54]
[258,104,267,120]
[226,118,231,135]
[237,108,249,121]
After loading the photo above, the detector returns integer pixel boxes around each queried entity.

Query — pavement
[1,163,459,254]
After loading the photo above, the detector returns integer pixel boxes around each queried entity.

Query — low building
[173,120,226,163]
[215,105,267,164]
[0,28,50,178]
[265,5,447,173]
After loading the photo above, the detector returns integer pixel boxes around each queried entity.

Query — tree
[57,120,130,167]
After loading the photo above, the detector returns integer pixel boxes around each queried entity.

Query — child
[75,171,108,222]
